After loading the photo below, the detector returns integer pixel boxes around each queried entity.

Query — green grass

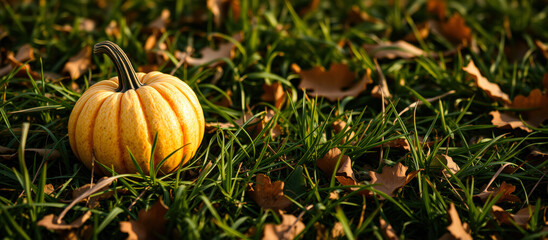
[1,0,547,239]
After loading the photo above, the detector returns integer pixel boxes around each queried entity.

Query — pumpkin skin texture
[68,41,204,175]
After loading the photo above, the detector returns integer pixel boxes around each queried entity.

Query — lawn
[0,0,547,239]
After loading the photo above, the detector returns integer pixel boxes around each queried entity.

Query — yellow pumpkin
[68,41,204,175]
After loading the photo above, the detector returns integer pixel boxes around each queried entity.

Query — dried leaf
[105,20,121,38]
[369,163,418,199]
[440,203,473,240]
[212,89,233,108]
[148,9,170,33]
[404,21,431,42]
[0,44,37,77]
[37,211,92,231]
[317,148,358,187]
[507,73,548,127]
[346,5,382,25]
[440,13,471,45]
[63,46,92,80]
[185,33,242,67]
[262,212,305,240]
[207,0,241,27]
[331,222,345,239]
[363,41,425,59]
[332,119,355,144]
[431,154,460,177]
[298,0,320,15]
[463,60,511,104]
[489,111,533,132]
[427,0,446,20]
[535,40,548,60]
[295,63,371,101]
[248,174,292,210]
[473,181,521,203]
[261,82,287,109]
[207,110,282,138]
[120,199,169,240]
[379,217,399,240]
[328,191,339,200]
[492,205,534,228]
[44,184,55,195]
[71,177,114,208]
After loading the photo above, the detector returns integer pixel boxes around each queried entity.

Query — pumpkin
[68,41,204,175]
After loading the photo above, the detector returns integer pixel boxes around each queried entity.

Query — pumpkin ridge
[150,84,188,167]
[135,88,157,171]
[131,89,152,174]
[77,91,113,171]
[116,94,130,174]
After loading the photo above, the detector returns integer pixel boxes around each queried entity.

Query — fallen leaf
[44,184,55,195]
[331,222,345,239]
[71,177,114,208]
[363,41,425,59]
[120,199,169,240]
[105,20,121,38]
[379,217,399,240]
[0,146,61,161]
[346,5,382,25]
[332,119,356,144]
[378,138,411,151]
[492,205,534,228]
[37,211,92,230]
[248,174,292,210]
[440,203,473,240]
[295,63,372,101]
[507,73,548,127]
[261,82,287,109]
[536,40,548,60]
[212,89,233,108]
[404,21,431,42]
[473,181,521,203]
[369,163,418,199]
[328,191,339,200]
[489,111,533,132]
[427,0,446,20]
[262,212,305,240]
[440,13,471,45]
[317,148,358,187]
[148,9,170,33]
[431,154,460,177]
[144,34,169,65]
[185,33,242,67]
[205,122,237,133]
[63,46,92,80]
[0,44,38,77]
[207,0,241,27]
[463,60,511,104]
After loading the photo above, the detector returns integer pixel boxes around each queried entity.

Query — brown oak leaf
[431,154,460,177]
[489,111,533,132]
[491,205,534,228]
[0,44,39,78]
[473,181,521,203]
[261,82,287,109]
[248,174,292,210]
[184,33,242,67]
[369,162,418,200]
[463,60,511,104]
[332,119,356,144]
[37,211,92,231]
[262,212,305,240]
[507,73,548,127]
[317,148,358,187]
[440,13,471,45]
[440,203,473,240]
[295,63,372,101]
[427,0,446,20]
[119,199,169,240]
[63,46,92,80]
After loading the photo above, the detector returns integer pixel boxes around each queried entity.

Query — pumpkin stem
[93,41,142,92]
